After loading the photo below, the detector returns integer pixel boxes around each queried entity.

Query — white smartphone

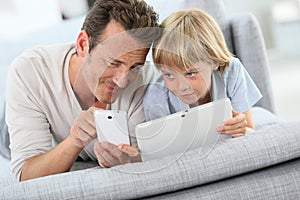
[94,110,130,145]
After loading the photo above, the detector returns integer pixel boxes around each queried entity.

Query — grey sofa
[1,0,300,199]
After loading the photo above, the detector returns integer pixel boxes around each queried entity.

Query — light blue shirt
[144,57,262,121]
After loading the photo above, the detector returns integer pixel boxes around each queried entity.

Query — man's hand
[217,110,251,138]
[94,141,141,168]
[69,107,99,148]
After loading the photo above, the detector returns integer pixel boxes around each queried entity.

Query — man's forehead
[91,43,149,67]
[100,45,148,58]
[100,33,149,52]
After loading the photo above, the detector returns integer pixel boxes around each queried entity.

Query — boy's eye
[163,73,175,79]
[186,71,198,77]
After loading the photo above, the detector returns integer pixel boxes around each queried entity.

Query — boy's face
[161,61,213,105]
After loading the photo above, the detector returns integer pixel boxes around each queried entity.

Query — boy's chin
[180,98,198,106]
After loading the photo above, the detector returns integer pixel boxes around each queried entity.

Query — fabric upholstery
[0,65,10,159]
[230,13,276,113]
[0,155,16,188]
[147,158,300,199]
[252,106,284,129]
[1,121,300,199]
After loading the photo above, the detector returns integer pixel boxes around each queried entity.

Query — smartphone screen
[94,110,130,145]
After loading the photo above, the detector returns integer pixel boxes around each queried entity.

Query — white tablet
[94,110,130,145]
[135,98,232,161]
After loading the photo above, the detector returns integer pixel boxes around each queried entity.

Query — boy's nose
[177,75,190,91]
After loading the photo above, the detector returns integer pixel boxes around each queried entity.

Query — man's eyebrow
[109,57,145,66]
[108,57,124,64]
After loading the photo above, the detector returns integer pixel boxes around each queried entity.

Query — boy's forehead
[160,61,205,72]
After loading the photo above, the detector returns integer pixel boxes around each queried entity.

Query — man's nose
[113,68,129,88]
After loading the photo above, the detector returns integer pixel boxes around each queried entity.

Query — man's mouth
[105,83,117,93]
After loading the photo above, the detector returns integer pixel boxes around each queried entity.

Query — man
[6,0,159,181]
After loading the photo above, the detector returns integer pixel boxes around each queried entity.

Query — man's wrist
[66,135,85,151]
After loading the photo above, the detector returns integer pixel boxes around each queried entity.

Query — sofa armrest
[1,121,300,199]
[229,13,276,114]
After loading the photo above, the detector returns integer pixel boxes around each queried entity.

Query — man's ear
[76,30,90,57]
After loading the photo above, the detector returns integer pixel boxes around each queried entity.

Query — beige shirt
[6,44,160,180]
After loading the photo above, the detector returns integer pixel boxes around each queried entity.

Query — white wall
[223,0,300,55]
[223,0,277,49]
[59,0,89,19]
[0,0,62,39]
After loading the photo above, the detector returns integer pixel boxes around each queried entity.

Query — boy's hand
[217,110,248,138]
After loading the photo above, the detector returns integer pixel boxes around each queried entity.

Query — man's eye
[130,65,143,73]
[109,63,119,67]
[186,71,198,77]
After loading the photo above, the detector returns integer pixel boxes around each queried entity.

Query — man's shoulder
[20,43,75,63]
[9,43,75,77]
[7,43,75,96]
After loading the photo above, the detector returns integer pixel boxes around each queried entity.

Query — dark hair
[82,0,159,52]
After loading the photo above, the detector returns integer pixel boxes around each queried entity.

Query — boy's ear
[211,63,219,70]
[76,30,90,57]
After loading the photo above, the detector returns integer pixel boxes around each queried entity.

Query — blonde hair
[153,8,232,72]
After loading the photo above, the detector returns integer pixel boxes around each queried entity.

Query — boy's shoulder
[222,57,244,79]
[147,75,168,94]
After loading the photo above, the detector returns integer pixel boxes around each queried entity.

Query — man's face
[81,21,149,104]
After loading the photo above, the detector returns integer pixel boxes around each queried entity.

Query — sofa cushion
[148,158,300,199]
[252,106,284,129]
[0,155,16,187]
[1,121,300,199]
[0,65,10,159]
